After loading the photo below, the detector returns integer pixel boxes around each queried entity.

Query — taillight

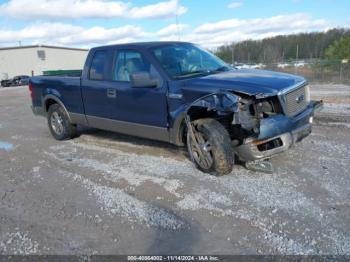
[28,82,33,99]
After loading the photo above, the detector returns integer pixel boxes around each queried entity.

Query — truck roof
[91,41,193,50]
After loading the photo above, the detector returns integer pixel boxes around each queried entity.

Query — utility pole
[263,49,266,64]
[295,44,299,74]
[231,45,234,65]
[296,44,299,62]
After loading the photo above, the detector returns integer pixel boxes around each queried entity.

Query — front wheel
[187,118,234,176]
[47,104,77,140]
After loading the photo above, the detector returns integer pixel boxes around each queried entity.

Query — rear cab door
[81,48,114,119]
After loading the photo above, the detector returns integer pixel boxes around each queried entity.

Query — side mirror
[130,72,158,88]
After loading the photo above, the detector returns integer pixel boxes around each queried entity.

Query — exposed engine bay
[185,91,283,146]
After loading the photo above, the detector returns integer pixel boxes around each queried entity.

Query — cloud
[156,23,188,36]
[58,25,149,45]
[0,22,187,47]
[228,2,243,9]
[0,23,81,43]
[184,13,330,48]
[194,19,242,34]
[0,13,332,49]
[129,0,187,19]
[194,13,328,35]
[0,23,148,46]
[0,0,187,19]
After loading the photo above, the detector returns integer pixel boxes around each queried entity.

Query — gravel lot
[0,85,349,255]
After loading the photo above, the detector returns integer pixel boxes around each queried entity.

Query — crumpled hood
[182,69,306,97]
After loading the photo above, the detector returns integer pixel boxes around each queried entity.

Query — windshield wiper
[174,70,210,79]
[174,66,231,79]
[210,66,231,73]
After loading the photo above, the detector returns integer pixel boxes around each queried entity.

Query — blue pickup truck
[30,42,320,176]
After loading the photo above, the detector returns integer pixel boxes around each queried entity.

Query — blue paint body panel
[258,104,313,140]
[29,42,314,145]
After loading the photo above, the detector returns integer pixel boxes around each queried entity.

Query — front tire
[187,118,234,176]
[47,104,77,140]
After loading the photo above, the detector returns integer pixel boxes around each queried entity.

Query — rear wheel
[187,118,234,176]
[47,104,77,140]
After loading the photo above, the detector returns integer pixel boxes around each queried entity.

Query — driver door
[110,49,168,127]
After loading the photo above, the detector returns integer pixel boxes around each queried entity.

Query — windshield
[151,43,231,79]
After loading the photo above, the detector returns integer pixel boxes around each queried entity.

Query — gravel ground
[0,85,349,255]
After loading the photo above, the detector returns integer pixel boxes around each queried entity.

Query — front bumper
[235,101,322,162]
[235,123,312,161]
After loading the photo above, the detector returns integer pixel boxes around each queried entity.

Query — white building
[0,45,89,80]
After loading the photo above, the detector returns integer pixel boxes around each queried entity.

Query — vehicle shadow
[75,125,188,160]
[75,125,253,171]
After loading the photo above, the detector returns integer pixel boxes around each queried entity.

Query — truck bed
[30,75,85,117]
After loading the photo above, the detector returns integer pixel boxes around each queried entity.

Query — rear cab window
[89,50,108,80]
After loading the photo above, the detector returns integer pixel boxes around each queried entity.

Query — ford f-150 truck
[30,42,320,176]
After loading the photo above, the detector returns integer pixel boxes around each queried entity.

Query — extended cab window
[89,50,107,80]
[113,50,160,82]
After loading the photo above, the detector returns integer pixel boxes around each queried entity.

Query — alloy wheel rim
[50,112,64,135]
[189,130,213,170]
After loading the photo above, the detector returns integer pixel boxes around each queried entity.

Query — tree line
[215,28,350,64]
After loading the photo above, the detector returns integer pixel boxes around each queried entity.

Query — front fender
[184,92,240,117]
[169,92,241,145]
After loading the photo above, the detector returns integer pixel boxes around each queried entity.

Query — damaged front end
[184,91,280,147]
[184,91,279,173]
[184,85,318,171]
[185,92,259,134]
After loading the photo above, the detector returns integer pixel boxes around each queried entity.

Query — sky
[0,0,349,49]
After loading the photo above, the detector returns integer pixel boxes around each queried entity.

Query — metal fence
[235,60,350,85]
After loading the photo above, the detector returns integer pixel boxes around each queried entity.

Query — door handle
[107,88,116,98]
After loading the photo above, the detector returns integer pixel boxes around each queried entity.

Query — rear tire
[47,104,77,140]
[187,118,234,176]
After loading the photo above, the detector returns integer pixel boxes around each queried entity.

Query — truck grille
[282,85,307,117]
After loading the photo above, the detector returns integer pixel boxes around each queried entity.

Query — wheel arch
[170,92,241,146]
[43,94,73,123]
